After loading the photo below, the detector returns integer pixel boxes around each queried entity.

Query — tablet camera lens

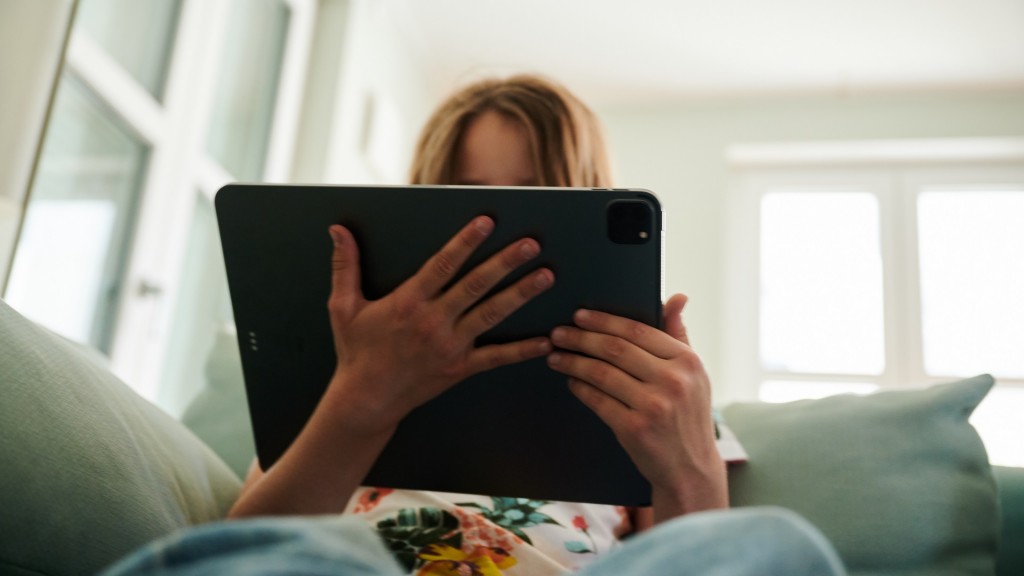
[607,200,653,244]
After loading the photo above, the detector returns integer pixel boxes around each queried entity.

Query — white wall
[596,90,1024,402]
[0,0,75,288]
[322,0,437,185]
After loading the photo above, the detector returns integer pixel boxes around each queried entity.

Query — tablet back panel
[216,184,662,505]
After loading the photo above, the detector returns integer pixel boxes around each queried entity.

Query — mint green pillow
[0,299,242,575]
[723,376,999,576]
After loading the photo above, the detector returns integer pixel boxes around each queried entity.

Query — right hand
[546,295,727,523]
[323,216,555,435]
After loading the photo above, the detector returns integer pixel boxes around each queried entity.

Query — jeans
[102,507,846,575]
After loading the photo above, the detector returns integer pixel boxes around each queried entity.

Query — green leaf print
[456,497,563,545]
[375,507,462,571]
[564,540,593,554]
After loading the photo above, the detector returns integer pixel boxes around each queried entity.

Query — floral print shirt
[345,488,631,575]
[344,420,748,575]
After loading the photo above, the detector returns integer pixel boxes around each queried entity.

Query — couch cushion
[994,465,1024,576]
[0,299,241,576]
[723,375,999,576]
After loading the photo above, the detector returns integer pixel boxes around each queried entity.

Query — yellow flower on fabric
[416,544,517,576]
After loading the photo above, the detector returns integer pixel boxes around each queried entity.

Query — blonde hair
[409,74,613,187]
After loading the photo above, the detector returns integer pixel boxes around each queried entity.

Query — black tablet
[215,184,663,505]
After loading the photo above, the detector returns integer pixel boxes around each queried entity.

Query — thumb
[663,293,691,346]
[327,225,363,324]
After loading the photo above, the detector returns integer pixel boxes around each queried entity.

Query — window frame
[723,140,1024,404]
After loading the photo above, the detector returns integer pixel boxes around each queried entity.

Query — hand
[546,294,727,523]
[325,216,555,435]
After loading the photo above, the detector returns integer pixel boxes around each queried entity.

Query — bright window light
[918,190,1024,379]
[6,200,116,343]
[971,385,1024,467]
[759,380,880,403]
[760,192,885,375]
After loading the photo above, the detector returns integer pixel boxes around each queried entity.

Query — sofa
[1,297,1021,575]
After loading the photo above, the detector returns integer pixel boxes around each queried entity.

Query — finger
[663,293,691,346]
[409,216,494,297]
[567,377,631,432]
[456,267,554,336]
[549,326,657,382]
[546,351,644,410]
[465,337,553,375]
[327,225,363,323]
[572,309,684,360]
[441,237,542,316]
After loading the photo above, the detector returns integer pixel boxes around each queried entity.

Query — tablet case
[216,184,663,505]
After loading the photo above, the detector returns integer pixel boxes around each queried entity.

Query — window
[5,0,316,413]
[75,0,181,100]
[916,189,1024,379]
[728,155,1024,467]
[759,191,885,376]
[5,73,149,352]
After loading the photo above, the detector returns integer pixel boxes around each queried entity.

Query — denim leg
[578,507,847,576]
[101,516,404,576]
[102,508,845,576]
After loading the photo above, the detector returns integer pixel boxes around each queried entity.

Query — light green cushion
[723,375,999,576]
[0,299,242,576]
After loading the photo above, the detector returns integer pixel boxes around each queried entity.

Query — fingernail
[547,352,562,365]
[329,227,343,247]
[534,270,551,288]
[551,327,566,343]
[575,309,590,322]
[476,217,493,235]
[521,241,539,259]
[538,340,552,354]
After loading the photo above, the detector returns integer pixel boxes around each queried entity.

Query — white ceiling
[386,0,1024,106]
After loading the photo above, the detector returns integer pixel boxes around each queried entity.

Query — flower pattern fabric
[345,489,630,575]
[344,419,747,575]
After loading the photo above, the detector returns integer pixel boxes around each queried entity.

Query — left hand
[546,293,727,523]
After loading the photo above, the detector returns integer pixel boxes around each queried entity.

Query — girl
[105,75,843,576]
[228,75,728,575]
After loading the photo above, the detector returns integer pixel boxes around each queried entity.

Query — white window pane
[918,190,1024,379]
[759,380,880,403]
[77,0,182,100]
[5,74,148,352]
[159,193,234,416]
[970,385,1024,467]
[206,0,290,180]
[6,201,116,343]
[760,192,885,375]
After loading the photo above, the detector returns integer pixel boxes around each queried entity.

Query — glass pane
[918,190,1024,379]
[76,0,182,100]
[206,0,291,180]
[5,74,148,352]
[759,380,880,403]
[760,192,885,375]
[159,192,234,416]
[971,385,1024,467]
